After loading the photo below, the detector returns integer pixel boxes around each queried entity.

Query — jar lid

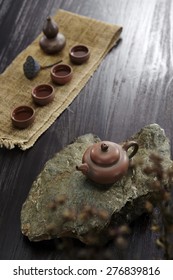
[90,141,120,166]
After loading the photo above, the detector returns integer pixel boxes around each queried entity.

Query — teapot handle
[122,141,139,159]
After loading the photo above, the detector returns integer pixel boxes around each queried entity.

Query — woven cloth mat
[0,9,122,150]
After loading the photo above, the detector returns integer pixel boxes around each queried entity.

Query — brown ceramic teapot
[76,140,138,184]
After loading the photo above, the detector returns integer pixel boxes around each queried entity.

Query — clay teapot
[76,140,138,184]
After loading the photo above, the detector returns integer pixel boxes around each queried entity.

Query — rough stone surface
[21,124,172,244]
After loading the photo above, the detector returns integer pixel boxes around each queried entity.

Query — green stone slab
[21,124,172,244]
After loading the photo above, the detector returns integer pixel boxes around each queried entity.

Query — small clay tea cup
[32,84,55,106]
[69,44,90,64]
[50,63,73,85]
[11,105,35,129]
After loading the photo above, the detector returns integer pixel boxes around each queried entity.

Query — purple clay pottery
[69,44,90,64]
[50,63,73,85]
[32,84,55,106]
[11,106,35,129]
[39,17,66,54]
[76,140,139,185]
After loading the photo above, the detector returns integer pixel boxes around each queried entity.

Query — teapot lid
[90,141,120,166]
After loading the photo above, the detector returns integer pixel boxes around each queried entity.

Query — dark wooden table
[0,0,172,260]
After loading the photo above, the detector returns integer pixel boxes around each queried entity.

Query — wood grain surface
[0,0,172,259]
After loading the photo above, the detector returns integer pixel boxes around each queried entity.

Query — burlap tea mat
[0,9,122,150]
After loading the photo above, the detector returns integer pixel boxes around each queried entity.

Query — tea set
[11,16,139,186]
[11,16,90,129]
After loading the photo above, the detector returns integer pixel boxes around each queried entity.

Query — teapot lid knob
[101,143,109,152]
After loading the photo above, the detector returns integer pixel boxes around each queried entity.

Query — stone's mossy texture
[21,124,172,244]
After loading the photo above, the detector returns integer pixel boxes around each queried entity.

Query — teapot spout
[76,163,89,175]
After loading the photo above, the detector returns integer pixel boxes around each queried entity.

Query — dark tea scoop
[23,56,62,79]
